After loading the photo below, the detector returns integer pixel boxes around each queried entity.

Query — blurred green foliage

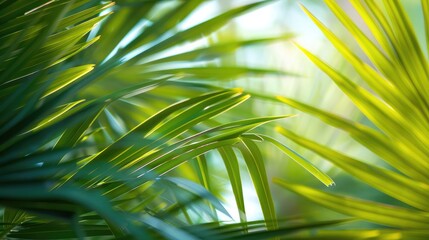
[2,0,428,239]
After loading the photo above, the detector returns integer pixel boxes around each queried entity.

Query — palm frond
[0,0,303,239]
[275,0,429,237]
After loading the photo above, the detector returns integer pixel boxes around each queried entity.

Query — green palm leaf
[0,0,302,239]
[275,0,429,237]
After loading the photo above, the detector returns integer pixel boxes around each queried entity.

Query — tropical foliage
[0,0,339,239]
[3,0,427,239]
[274,0,429,239]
